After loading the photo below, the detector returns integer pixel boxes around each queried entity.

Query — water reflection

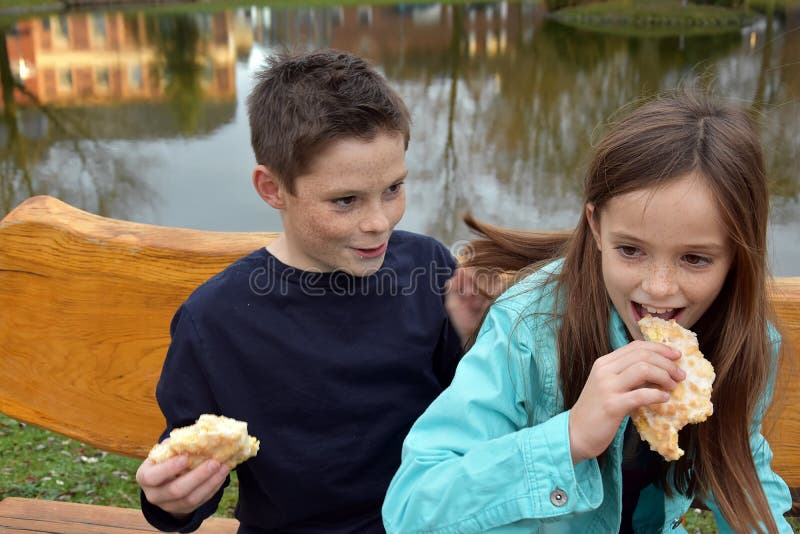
[0,3,798,274]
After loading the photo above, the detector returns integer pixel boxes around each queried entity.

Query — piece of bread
[631,317,715,461]
[147,414,260,469]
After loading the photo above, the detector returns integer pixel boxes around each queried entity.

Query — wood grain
[0,497,237,533]
[0,196,277,458]
[764,277,800,487]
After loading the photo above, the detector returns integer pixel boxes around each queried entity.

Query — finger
[632,340,682,359]
[618,361,679,392]
[602,347,685,381]
[136,455,189,488]
[617,388,671,414]
[447,267,470,295]
[156,460,229,513]
[602,340,681,365]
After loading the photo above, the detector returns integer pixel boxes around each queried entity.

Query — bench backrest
[1,195,798,488]
[0,196,277,458]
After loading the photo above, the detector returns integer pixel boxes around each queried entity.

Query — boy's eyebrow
[608,231,726,252]
[327,173,408,197]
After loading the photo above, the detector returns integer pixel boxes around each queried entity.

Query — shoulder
[183,247,269,312]
[389,230,454,260]
[767,321,782,349]
[493,258,564,317]
[385,230,456,273]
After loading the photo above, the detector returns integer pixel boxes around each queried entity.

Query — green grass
[550,0,760,37]
[0,414,238,517]
[2,413,798,530]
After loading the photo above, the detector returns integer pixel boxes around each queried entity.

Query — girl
[382,91,793,533]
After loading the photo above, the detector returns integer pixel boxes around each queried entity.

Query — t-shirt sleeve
[140,304,229,532]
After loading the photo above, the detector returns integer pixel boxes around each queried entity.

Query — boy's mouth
[353,242,388,259]
[632,301,683,322]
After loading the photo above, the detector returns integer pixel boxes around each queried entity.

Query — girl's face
[587,172,734,340]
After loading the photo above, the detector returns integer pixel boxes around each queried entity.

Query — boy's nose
[360,208,391,234]
[641,264,678,297]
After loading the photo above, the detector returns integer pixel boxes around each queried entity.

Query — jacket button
[671,516,684,529]
[549,488,567,507]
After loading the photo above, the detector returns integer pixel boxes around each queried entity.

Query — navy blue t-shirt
[141,231,463,533]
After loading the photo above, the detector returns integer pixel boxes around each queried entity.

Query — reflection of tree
[0,29,34,209]
[0,27,154,219]
[390,6,798,240]
[153,15,205,136]
[756,7,800,200]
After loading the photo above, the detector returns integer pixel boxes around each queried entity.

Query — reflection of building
[247,2,543,67]
[4,11,236,106]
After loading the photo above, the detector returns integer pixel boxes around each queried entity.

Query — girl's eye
[333,196,356,207]
[616,245,641,258]
[683,254,711,266]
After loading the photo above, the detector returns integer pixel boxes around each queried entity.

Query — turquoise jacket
[383,262,793,533]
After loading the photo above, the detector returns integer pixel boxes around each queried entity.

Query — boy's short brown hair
[247,49,411,194]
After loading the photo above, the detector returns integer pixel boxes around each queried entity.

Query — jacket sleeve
[140,305,229,533]
[705,334,793,533]
[382,300,604,534]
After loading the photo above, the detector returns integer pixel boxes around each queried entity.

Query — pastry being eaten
[147,414,260,469]
[631,316,715,461]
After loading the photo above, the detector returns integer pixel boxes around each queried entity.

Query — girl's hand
[568,340,685,464]
[136,452,229,519]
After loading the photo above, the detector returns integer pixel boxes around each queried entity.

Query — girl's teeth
[644,305,673,314]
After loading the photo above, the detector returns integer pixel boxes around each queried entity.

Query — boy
[136,49,482,533]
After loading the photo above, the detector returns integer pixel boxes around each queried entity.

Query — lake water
[1,2,798,274]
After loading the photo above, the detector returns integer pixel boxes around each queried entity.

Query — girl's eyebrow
[608,231,645,244]
[609,231,726,252]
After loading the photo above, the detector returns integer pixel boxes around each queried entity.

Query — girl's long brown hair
[462,90,779,533]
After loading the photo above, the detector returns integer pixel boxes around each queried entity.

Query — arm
[382,301,604,534]
[706,335,793,533]
[138,305,230,532]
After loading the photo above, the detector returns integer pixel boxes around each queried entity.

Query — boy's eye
[333,196,356,207]
[683,254,711,266]
[385,182,404,194]
[616,245,641,258]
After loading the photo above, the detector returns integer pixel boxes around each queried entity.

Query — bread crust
[147,414,260,469]
[631,316,715,461]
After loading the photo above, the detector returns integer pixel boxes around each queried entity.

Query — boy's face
[278,132,407,276]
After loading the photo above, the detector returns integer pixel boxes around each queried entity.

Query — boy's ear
[585,203,602,251]
[253,165,286,209]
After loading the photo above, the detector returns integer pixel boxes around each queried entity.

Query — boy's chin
[347,262,383,277]
[340,257,383,277]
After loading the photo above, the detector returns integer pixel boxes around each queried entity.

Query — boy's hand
[444,267,501,345]
[136,451,229,519]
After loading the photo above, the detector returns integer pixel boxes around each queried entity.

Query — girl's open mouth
[632,301,683,322]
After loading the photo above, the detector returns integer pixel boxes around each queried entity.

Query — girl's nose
[641,264,678,298]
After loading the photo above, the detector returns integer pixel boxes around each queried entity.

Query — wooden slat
[764,277,800,488]
[0,196,278,458]
[0,497,237,533]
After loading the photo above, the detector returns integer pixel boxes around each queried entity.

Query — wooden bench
[0,195,798,531]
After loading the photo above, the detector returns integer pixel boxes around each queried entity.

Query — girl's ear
[253,165,286,209]
[585,203,602,251]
